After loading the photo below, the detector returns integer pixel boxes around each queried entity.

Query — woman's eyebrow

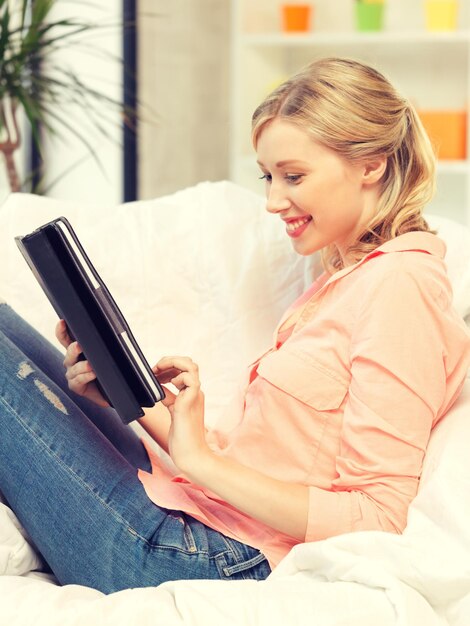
[256,159,308,168]
[275,159,308,167]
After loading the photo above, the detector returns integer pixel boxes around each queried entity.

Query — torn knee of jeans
[33,379,68,415]
[17,361,34,380]
[17,362,68,414]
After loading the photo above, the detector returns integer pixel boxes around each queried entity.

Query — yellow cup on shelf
[424,0,459,32]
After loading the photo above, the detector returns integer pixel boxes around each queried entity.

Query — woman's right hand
[55,320,109,407]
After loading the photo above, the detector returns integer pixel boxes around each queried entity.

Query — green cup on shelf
[355,0,385,32]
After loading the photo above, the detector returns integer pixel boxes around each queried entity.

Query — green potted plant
[0,0,133,193]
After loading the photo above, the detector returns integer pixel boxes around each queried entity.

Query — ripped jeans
[0,304,271,593]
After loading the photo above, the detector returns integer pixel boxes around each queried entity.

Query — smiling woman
[255,120,387,261]
[252,57,436,272]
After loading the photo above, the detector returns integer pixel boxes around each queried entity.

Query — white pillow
[0,500,44,576]
[426,213,470,324]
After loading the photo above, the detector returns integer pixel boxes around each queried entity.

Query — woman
[1,57,469,593]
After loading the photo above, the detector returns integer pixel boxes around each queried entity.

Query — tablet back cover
[15,217,164,424]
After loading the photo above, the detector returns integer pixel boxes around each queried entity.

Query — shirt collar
[325,231,446,286]
[373,231,446,258]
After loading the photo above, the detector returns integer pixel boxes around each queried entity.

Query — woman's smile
[256,119,378,261]
[283,215,313,238]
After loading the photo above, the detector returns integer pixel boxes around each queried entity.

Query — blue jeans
[0,304,271,593]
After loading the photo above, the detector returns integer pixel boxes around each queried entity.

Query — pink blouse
[138,232,470,569]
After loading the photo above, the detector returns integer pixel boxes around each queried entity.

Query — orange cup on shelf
[418,110,467,160]
[281,4,312,33]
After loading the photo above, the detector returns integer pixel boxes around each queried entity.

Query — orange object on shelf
[281,4,312,32]
[418,110,467,160]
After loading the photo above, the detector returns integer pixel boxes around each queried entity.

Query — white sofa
[0,181,469,626]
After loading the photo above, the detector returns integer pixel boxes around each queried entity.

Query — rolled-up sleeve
[306,262,453,542]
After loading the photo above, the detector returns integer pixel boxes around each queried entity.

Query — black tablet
[15,216,165,424]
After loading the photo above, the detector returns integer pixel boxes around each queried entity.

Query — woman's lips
[284,216,312,238]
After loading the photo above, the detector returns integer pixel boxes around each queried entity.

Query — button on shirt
[138,232,470,570]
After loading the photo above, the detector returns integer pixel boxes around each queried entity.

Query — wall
[138,0,231,199]
[0,165,10,206]
[31,1,123,206]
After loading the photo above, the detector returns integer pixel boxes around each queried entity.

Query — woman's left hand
[153,356,210,474]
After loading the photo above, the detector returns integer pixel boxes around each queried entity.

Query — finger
[156,356,199,375]
[159,384,177,407]
[63,341,83,369]
[65,359,93,382]
[171,371,200,392]
[68,370,97,393]
[153,366,182,384]
[55,320,72,348]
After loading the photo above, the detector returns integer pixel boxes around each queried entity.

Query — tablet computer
[15,216,165,424]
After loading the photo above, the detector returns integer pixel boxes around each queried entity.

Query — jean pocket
[143,511,198,555]
[167,512,198,553]
[215,538,271,580]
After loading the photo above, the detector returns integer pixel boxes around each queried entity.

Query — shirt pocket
[256,347,348,411]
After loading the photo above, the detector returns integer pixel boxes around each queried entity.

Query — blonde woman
[0,58,469,593]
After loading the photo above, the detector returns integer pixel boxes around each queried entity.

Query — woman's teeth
[286,217,311,232]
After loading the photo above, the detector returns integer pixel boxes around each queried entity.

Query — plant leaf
[1,0,145,192]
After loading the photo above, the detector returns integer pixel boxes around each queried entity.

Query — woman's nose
[265,182,291,214]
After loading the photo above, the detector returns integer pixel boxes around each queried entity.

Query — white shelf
[241,30,470,47]
[438,161,470,174]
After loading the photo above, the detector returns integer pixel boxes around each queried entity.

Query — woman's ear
[362,156,387,186]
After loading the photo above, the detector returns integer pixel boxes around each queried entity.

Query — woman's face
[256,119,380,264]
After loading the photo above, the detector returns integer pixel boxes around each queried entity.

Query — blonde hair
[252,57,436,272]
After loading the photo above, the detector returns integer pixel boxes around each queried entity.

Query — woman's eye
[285,174,303,183]
[259,173,272,183]
[258,173,302,184]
